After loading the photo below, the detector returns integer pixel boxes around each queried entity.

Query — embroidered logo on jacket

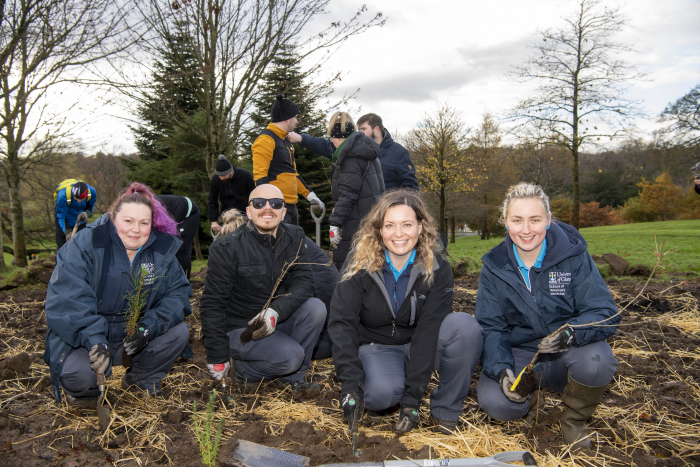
[548,271,571,296]
[142,262,156,286]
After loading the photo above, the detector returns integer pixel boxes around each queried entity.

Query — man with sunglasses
[251,94,324,225]
[200,184,326,397]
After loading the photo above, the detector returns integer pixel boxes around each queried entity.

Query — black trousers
[175,204,200,280]
[55,216,85,250]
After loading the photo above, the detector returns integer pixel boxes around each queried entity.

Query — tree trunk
[194,231,204,261]
[571,146,580,229]
[450,216,455,244]
[0,209,6,272]
[8,163,27,267]
[439,185,446,233]
[481,194,488,240]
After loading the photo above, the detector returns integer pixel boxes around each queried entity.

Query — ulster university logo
[548,271,571,296]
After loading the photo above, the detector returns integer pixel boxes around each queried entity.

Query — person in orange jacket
[251,94,323,225]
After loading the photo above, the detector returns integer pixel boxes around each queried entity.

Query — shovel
[221,439,310,467]
[310,202,326,247]
[96,370,110,431]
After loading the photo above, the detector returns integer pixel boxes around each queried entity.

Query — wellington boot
[524,389,544,425]
[560,373,608,449]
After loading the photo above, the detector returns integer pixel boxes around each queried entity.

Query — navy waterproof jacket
[475,221,619,381]
[378,130,418,191]
[44,214,192,401]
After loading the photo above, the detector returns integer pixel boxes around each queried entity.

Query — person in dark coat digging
[288,112,385,270]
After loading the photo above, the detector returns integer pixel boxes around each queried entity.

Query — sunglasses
[249,197,285,210]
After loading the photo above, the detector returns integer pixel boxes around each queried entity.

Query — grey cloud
[344,38,535,103]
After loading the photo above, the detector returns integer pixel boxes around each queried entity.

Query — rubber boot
[560,373,608,449]
[524,389,544,425]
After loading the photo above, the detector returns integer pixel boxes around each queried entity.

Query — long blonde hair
[342,190,441,285]
[219,209,247,236]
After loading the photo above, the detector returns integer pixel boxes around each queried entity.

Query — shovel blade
[224,439,310,467]
[97,405,110,431]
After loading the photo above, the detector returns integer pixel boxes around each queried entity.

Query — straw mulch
[1,280,700,466]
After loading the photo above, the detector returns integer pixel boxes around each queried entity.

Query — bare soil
[0,264,699,466]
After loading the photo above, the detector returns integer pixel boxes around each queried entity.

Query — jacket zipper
[392,320,396,336]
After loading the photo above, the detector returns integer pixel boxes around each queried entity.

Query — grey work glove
[207,362,230,382]
[89,343,110,375]
[306,192,324,210]
[247,308,279,340]
[499,368,527,403]
[341,392,364,435]
[395,405,420,434]
[329,226,341,248]
[538,325,576,354]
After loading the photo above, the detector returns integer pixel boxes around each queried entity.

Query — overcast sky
[74,0,700,154]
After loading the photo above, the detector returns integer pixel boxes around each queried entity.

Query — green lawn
[447,220,700,277]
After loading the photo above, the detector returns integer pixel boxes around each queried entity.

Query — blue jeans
[358,312,483,421]
[228,298,325,382]
[60,321,189,397]
[477,341,618,421]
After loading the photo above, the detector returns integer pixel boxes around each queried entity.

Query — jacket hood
[380,129,394,149]
[337,131,379,166]
[483,220,587,272]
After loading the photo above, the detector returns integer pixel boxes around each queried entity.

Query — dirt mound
[0,257,56,291]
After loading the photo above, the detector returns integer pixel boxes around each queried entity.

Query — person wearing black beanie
[251,94,323,226]
[208,154,255,234]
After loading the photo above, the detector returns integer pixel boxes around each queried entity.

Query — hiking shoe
[429,415,459,435]
[364,405,399,426]
[271,379,321,398]
[64,392,97,410]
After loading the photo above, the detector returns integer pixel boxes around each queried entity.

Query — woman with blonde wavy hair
[329,190,483,436]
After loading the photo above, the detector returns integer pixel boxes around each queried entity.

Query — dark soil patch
[0,273,698,466]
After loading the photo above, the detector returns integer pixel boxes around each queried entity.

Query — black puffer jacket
[330,131,385,268]
[329,253,454,408]
[200,221,315,364]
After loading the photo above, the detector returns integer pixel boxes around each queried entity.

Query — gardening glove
[329,226,341,247]
[538,325,576,354]
[77,211,88,223]
[341,392,364,435]
[89,343,110,375]
[123,326,151,356]
[207,362,230,382]
[395,405,420,434]
[247,308,278,340]
[499,369,527,403]
[306,192,324,210]
[64,230,72,241]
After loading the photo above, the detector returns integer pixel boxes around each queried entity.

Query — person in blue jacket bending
[55,181,97,249]
[475,183,619,450]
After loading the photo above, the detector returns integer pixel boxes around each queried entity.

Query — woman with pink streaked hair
[44,182,192,406]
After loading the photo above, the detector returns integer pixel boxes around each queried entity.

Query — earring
[546,225,550,230]
[506,226,509,231]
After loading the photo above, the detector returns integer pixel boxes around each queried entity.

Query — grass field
[447,219,700,277]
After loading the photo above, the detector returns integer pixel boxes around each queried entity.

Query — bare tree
[509,0,644,229]
[405,103,477,233]
[659,83,700,149]
[0,0,137,266]
[112,0,384,176]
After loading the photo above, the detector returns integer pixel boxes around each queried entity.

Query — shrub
[191,390,225,467]
[579,201,625,227]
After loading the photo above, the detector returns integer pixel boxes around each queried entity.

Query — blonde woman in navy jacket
[475,183,619,450]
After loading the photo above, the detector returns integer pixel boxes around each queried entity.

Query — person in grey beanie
[207,154,255,233]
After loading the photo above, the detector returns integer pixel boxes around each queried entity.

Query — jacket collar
[336,131,379,166]
[380,129,394,149]
[267,122,288,139]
